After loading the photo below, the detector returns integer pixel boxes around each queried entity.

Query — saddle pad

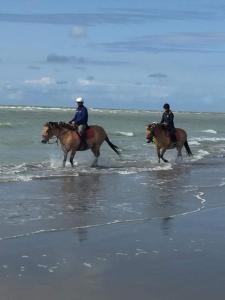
[86,127,95,139]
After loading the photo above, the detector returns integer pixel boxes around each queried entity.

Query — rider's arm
[69,113,77,123]
[160,113,165,124]
[167,112,174,127]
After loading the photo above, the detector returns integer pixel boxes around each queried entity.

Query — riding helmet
[163,103,170,110]
[76,97,84,103]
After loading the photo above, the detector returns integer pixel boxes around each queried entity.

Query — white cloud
[71,26,86,39]
[24,77,56,86]
[77,78,94,86]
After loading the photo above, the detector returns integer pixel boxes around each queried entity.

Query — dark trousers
[167,127,176,142]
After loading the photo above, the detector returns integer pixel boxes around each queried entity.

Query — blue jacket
[70,105,88,125]
[160,110,175,128]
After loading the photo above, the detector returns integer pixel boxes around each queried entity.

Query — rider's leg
[169,128,177,143]
[78,125,87,146]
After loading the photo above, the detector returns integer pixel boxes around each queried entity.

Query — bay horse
[146,123,192,163]
[41,122,120,167]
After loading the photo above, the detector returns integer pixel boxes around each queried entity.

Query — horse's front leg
[63,151,68,167]
[157,147,161,163]
[69,149,76,167]
[161,149,168,163]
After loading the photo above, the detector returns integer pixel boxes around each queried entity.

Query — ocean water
[0,106,225,237]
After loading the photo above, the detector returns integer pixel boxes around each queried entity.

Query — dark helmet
[163,103,170,110]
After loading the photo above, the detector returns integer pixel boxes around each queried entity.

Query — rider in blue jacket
[160,103,176,142]
[69,97,88,145]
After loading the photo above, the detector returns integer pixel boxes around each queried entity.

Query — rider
[69,97,88,146]
[160,103,176,143]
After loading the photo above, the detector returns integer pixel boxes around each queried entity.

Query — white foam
[195,192,206,204]
[190,149,209,161]
[0,122,12,128]
[83,262,92,268]
[115,131,134,137]
[201,129,217,134]
[193,137,225,142]
[0,105,73,112]
[189,140,201,146]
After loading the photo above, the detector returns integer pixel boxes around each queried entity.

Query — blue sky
[1,0,225,111]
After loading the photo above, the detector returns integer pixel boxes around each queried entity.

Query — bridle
[42,123,58,145]
[146,123,157,142]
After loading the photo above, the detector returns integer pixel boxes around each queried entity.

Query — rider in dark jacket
[69,97,88,146]
[160,103,176,142]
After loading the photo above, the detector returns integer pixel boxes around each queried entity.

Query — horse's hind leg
[91,146,100,167]
[70,150,76,167]
[176,146,182,161]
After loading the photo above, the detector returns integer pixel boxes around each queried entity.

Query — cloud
[77,77,96,87]
[46,53,85,64]
[24,76,56,86]
[148,73,168,79]
[46,53,129,66]
[71,26,86,39]
[0,7,222,26]
[28,65,41,70]
[56,80,68,85]
[99,32,225,53]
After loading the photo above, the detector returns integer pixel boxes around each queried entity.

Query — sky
[1,0,225,111]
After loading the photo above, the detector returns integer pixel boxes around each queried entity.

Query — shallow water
[0,106,225,181]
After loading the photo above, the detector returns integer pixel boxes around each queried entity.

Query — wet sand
[1,158,225,299]
[0,208,225,300]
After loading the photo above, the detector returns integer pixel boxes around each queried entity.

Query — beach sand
[0,158,225,299]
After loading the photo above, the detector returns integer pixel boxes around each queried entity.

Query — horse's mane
[45,122,77,131]
[148,122,164,129]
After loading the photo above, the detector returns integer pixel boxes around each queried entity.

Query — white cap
[76,97,84,103]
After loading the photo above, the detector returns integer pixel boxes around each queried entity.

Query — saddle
[58,122,95,149]
[164,127,180,143]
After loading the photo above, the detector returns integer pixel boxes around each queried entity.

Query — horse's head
[145,123,157,143]
[41,122,55,143]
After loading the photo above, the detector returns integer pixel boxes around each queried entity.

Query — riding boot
[79,133,87,150]
[171,133,177,143]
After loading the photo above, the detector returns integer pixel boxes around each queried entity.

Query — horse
[41,122,120,167]
[146,123,193,163]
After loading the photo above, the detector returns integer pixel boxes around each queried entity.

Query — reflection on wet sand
[147,165,192,234]
[60,175,102,242]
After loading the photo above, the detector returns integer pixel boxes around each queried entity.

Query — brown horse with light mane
[41,122,120,167]
[146,123,192,163]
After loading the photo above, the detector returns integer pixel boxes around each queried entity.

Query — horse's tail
[184,140,193,156]
[105,136,120,156]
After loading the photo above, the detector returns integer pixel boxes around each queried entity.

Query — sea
[1,105,225,299]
